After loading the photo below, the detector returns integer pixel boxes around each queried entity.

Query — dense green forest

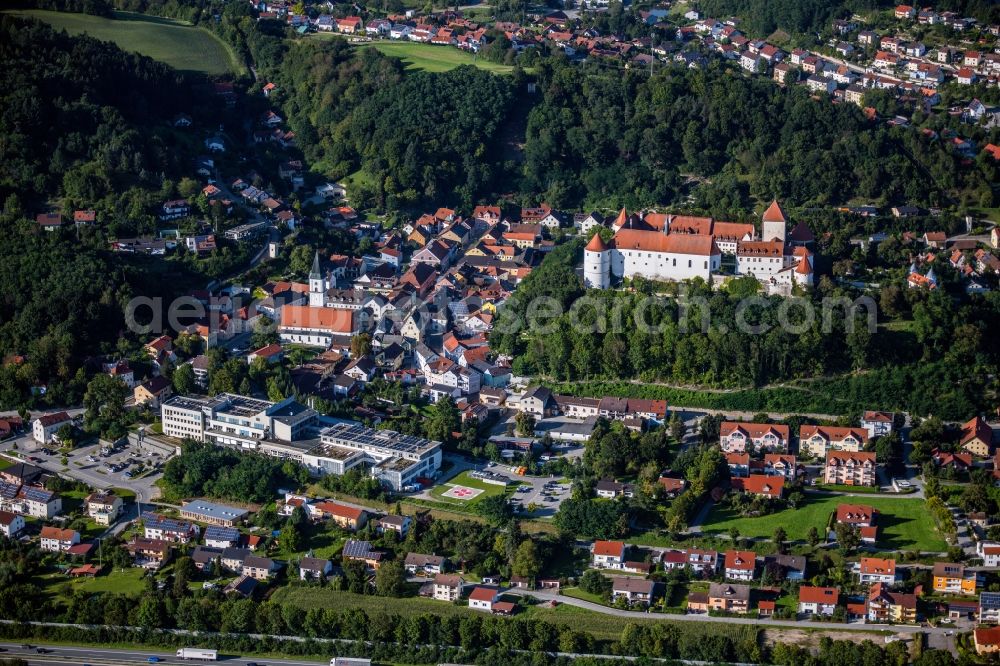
[492,240,1000,419]
[522,61,995,214]
[271,39,519,210]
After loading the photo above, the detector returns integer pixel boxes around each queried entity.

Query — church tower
[308,250,326,307]
[761,199,788,243]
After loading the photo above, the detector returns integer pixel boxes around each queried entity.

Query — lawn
[354,41,516,73]
[701,494,947,552]
[428,469,512,507]
[39,567,149,598]
[3,10,243,75]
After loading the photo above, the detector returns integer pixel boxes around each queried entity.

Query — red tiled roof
[613,229,720,255]
[593,540,625,557]
[798,586,839,604]
[281,305,353,333]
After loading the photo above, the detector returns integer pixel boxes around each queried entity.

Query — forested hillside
[272,39,518,210]
[0,17,223,406]
[521,61,994,215]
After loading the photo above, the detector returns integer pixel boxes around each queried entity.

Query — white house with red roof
[592,540,626,569]
[724,549,757,581]
[719,422,790,453]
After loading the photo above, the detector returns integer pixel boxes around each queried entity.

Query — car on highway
[36,648,52,654]
[147,657,162,663]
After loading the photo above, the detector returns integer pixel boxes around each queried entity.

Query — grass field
[701,494,947,552]
[271,585,729,642]
[4,10,243,75]
[39,567,148,598]
[354,41,515,73]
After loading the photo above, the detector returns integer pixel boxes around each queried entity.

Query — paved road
[505,588,948,635]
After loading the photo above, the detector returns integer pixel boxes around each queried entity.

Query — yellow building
[932,562,979,596]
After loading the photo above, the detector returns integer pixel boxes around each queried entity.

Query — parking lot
[480,461,572,518]
[0,420,166,505]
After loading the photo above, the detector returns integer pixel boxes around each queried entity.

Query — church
[584,200,814,292]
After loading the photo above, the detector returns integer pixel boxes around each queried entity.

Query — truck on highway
[176,648,218,660]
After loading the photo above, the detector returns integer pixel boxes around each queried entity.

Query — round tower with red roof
[584,231,611,289]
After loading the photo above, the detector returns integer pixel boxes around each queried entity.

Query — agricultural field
[701,494,948,552]
[3,10,243,75]
[354,41,516,73]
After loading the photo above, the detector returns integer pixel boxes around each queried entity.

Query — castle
[584,200,814,292]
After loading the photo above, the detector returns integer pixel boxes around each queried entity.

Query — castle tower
[308,250,326,307]
[761,199,788,243]
[584,232,611,289]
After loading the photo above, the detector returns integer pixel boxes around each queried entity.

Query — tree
[425,397,459,444]
[173,363,196,395]
[773,526,787,553]
[375,559,406,597]
[280,523,303,553]
[83,373,130,438]
[511,539,541,580]
[834,523,860,553]
[579,569,611,596]
[351,333,372,358]
[476,494,514,526]
[807,526,821,548]
[515,411,536,437]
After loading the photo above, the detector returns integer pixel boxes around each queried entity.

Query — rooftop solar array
[321,422,439,455]
[342,539,373,558]
[204,526,240,542]
[19,486,54,502]
[142,512,195,533]
[0,482,20,500]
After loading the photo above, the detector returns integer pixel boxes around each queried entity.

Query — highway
[0,643,324,666]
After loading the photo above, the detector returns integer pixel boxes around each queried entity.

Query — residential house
[724,550,757,581]
[592,540,626,569]
[685,548,719,576]
[143,513,200,542]
[134,376,173,408]
[204,526,241,549]
[39,526,80,552]
[299,556,334,581]
[960,416,993,457]
[595,479,634,499]
[719,422,790,453]
[980,591,1000,623]
[978,541,1000,568]
[861,411,895,438]
[126,537,173,567]
[85,493,123,526]
[708,582,751,614]
[433,574,464,601]
[314,502,369,531]
[856,557,897,584]
[867,582,917,623]
[730,474,784,499]
[242,554,277,580]
[0,510,25,538]
[932,562,979,596]
[405,553,446,575]
[611,577,656,605]
[974,626,1000,655]
[32,412,73,444]
[762,453,798,481]
[798,586,839,616]
[376,514,412,538]
[763,553,806,581]
[824,451,877,487]
[726,452,750,478]
[468,585,501,610]
[800,425,868,457]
